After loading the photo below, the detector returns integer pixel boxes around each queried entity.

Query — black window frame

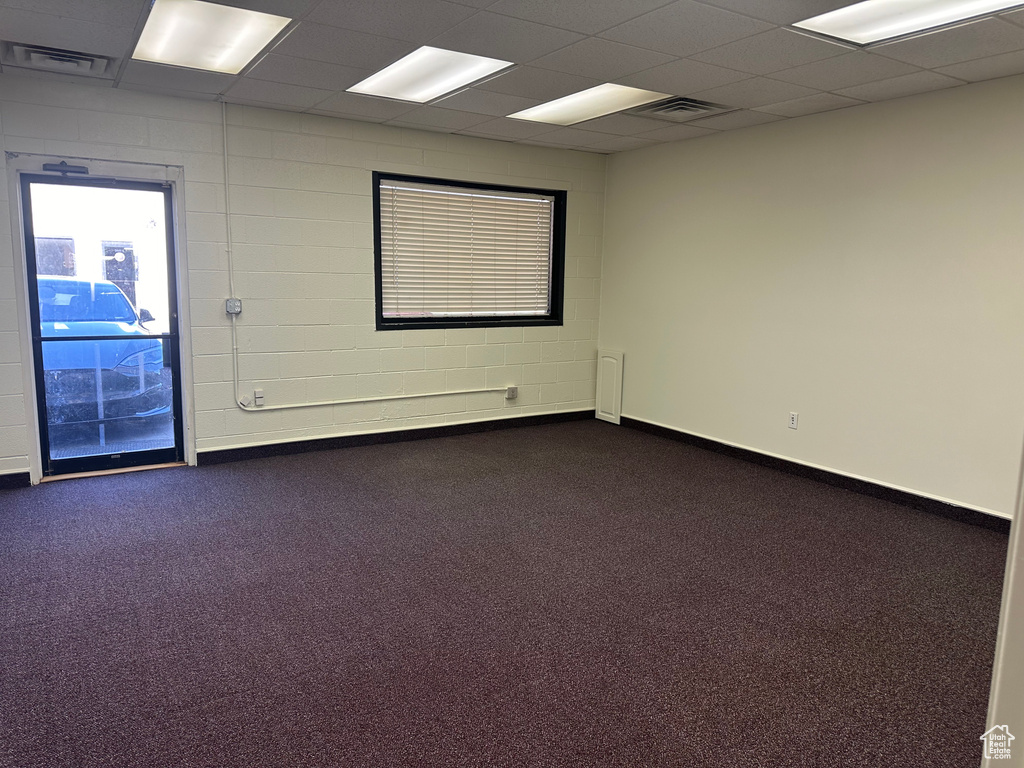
[372,171,567,331]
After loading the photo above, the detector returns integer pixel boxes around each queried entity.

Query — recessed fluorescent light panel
[509,83,673,126]
[133,0,290,74]
[794,0,1024,45]
[348,47,513,103]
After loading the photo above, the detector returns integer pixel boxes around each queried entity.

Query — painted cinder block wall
[0,73,604,476]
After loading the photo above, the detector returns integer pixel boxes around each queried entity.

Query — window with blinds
[373,172,566,330]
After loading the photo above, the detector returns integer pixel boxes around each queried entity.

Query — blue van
[36,276,171,427]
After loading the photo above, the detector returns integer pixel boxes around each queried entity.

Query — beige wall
[600,75,1024,517]
[0,74,603,477]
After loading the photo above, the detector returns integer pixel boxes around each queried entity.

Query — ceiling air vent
[626,96,736,123]
[1,42,116,79]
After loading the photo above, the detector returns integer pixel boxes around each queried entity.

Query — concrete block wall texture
[0,74,604,471]
[0,93,26,475]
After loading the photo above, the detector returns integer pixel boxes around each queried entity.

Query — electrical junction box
[225,298,242,315]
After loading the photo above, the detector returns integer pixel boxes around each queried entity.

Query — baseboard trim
[0,472,31,490]
[198,410,596,467]
[620,417,1011,534]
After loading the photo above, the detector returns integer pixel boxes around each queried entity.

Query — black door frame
[21,173,185,475]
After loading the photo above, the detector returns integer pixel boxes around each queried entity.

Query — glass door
[22,174,184,475]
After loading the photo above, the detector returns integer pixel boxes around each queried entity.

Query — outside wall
[600,74,1024,518]
[0,74,603,475]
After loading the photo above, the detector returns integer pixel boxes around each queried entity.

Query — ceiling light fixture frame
[791,0,1024,48]
[508,83,674,127]
[132,0,294,75]
[347,47,517,105]
[351,65,519,108]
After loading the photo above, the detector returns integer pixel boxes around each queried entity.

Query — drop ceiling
[3,0,1024,153]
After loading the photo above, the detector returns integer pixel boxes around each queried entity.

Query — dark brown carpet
[0,420,1007,767]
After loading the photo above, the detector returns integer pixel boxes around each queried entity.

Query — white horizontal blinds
[379,179,555,318]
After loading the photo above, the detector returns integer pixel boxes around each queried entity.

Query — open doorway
[21,174,184,476]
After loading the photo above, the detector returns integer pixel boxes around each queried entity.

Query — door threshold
[40,461,186,483]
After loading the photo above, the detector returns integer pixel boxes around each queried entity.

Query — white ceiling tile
[306,0,478,43]
[246,54,369,91]
[935,49,1024,81]
[7,0,1024,152]
[771,52,920,90]
[586,135,660,152]
[311,92,418,120]
[692,28,851,75]
[214,0,319,18]
[459,118,560,140]
[486,0,677,35]
[754,92,863,117]
[475,66,602,100]
[574,112,674,135]
[687,108,785,130]
[635,122,718,141]
[834,71,965,102]
[387,105,494,130]
[599,0,774,58]
[273,22,415,70]
[691,0,854,25]
[427,12,585,62]
[617,58,749,94]
[530,38,675,81]
[433,87,540,116]
[0,7,135,57]
[689,76,817,108]
[225,78,334,109]
[120,61,235,94]
[874,18,1024,69]
[0,0,144,27]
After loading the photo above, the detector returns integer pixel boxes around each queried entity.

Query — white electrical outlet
[254,388,264,406]
[789,412,798,430]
